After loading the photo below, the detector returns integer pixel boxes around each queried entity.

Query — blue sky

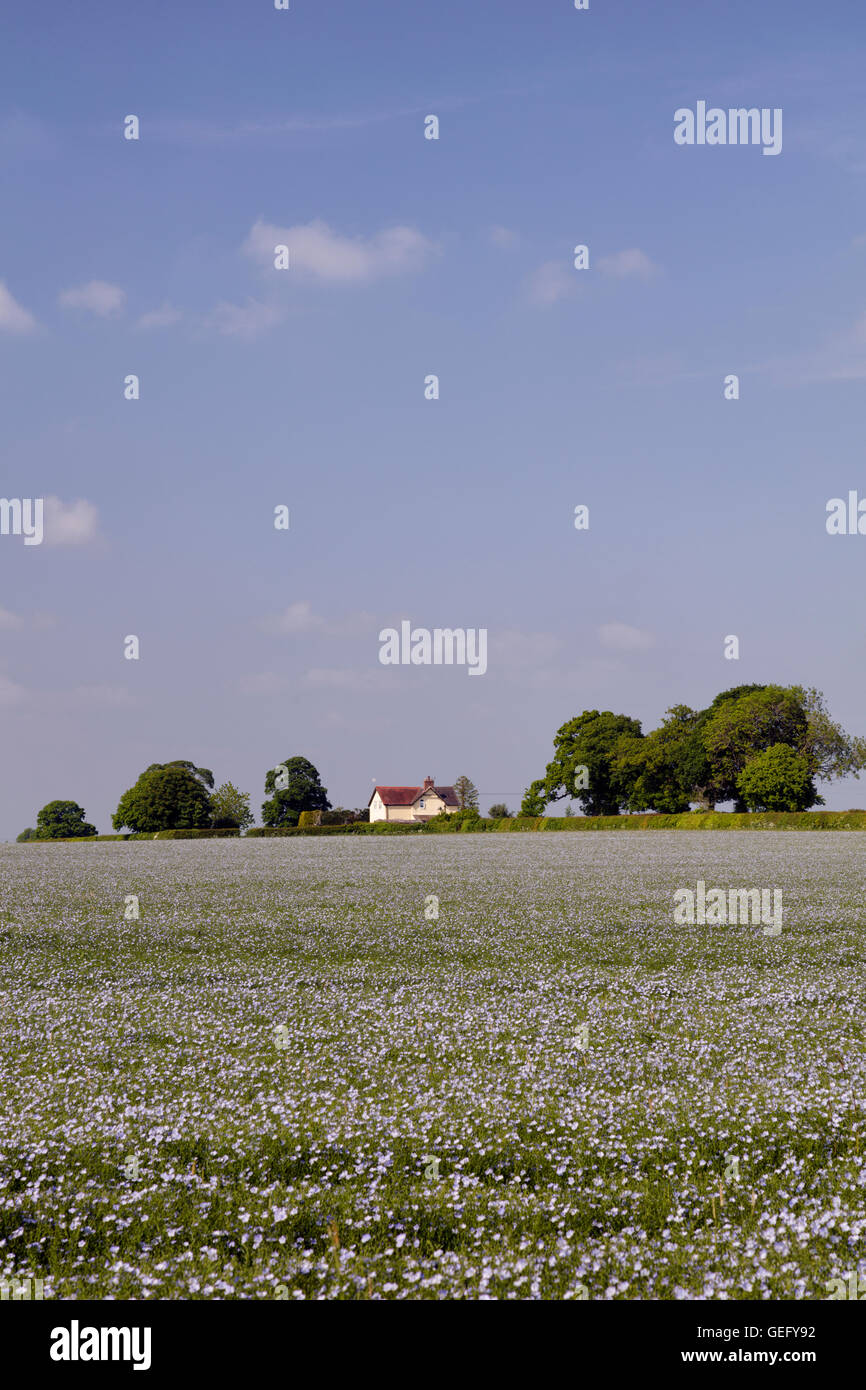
[2,0,866,835]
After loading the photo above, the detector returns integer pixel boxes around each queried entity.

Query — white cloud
[260,600,324,635]
[0,607,24,630]
[258,601,374,637]
[62,684,136,708]
[495,629,563,667]
[597,248,658,279]
[305,667,391,691]
[136,302,182,330]
[0,281,38,334]
[43,496,99,547]
[0,674,26,706]
[206,298,284,340]
[526,260,576,307]
[598,622,654,652]
[243,218,439,283]
[238,672,295,697]
[58,281,125,317]
[489,226,520,249]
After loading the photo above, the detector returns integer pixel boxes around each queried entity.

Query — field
[1,832,864,1300]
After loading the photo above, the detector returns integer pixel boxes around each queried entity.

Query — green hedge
[419,810,866,833]
[18,829,241,842]
[18,833,143,843]
[246,822,420,837]
[151,828,240,839]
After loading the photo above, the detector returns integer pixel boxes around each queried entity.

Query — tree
[17,827,38,842]
[614,706,703,814]
[788,685,866,781]
[702,686,810,808]
[737,744,822,812]
[525,685,865,818]
[488,803,511,819]
[262,756,330,827]
[144,760,214,789]
[113,764,213,832]
[520,780,548,816]
[210,782,254,830]
[454,775,479,810]
[530,711,643,816]
[35,800,97,839]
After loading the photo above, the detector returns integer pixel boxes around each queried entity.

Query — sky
[2,0,866,837]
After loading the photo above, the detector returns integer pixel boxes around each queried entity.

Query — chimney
[423,776,434,790]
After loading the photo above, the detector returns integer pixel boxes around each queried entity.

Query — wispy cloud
[525,260,577,307]
[258,601,374,637]
[243,219,439,284]
[136,302,182,330]
[597,248,659,279]
[43,496,99,547]
[58,281,125,317]
[598,622,654,652]
[0,607,55,631]
[0,674,27,706]
[237,672,295,697]
[0,281,38,334]
[489,226,520,250]
[754,308,866,386]
[305,667,392,691]
[140,104,457,147]
[204,298,284,341]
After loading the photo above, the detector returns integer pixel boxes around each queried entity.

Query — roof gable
[413,785,458,807]
[368,783,460,808]
[369,785,420,807]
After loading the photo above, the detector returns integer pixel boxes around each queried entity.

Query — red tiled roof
[430,787,459,807]
[369,784,460,808]
[370,786,420,806]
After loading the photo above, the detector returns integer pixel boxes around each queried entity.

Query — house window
[419,799,425,809]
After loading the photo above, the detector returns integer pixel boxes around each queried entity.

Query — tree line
[17,756,345,840]
[17,685,862,840]
[17,764,489,840]
[520,684,866,816]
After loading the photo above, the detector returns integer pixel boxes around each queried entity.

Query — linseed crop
[1,832,864,1300]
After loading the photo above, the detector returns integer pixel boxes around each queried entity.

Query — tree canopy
[210,782,254,830]
[261,756,330,828]
[454,775,479,810]
[32,801,97,839]
[113,762,214,832]
[522,686,864,816]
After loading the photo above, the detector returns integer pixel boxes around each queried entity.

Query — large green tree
[523,710,643,817]
[525,685,865,817]
[261,756,330,827]
[113,763,214,832]
[702,686,810,808]
[614,708,699,813]
[33,800,96,839]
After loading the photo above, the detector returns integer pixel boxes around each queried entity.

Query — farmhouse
[368,777,460,824]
